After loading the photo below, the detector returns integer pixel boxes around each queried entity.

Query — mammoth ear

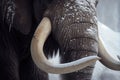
[13,0,33,35]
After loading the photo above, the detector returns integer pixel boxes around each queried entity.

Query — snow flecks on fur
[2,0,16,32]
[59,0,97,25]
[61,1,82,23]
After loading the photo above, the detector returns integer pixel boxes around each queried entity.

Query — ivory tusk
[98,37,120,70]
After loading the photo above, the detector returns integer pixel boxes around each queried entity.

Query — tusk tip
[96,56,101,60]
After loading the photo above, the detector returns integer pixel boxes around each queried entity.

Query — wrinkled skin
[0,0,98,80]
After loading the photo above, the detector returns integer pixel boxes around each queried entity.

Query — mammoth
[0,0,120,80]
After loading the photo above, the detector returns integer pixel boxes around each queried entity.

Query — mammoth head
[31,0,120,74]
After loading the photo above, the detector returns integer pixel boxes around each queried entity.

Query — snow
[86,26,97,36]
[48,50,61,80]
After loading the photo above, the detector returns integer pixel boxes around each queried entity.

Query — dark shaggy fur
[0,0,57,80]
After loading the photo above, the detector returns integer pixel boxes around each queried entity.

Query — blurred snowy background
[97,0,120,32]
[48,0,120,80]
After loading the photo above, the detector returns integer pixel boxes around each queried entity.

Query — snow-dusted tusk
[98,37,120,70]
[31,17,100,74]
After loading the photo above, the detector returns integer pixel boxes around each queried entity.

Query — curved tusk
[98,37,120,70]
[31,17,100,74]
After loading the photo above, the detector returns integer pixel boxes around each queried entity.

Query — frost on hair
[2,0,16,32]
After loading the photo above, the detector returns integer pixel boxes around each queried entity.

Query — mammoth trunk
[54,22,98,79]
[60,37,98,79]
